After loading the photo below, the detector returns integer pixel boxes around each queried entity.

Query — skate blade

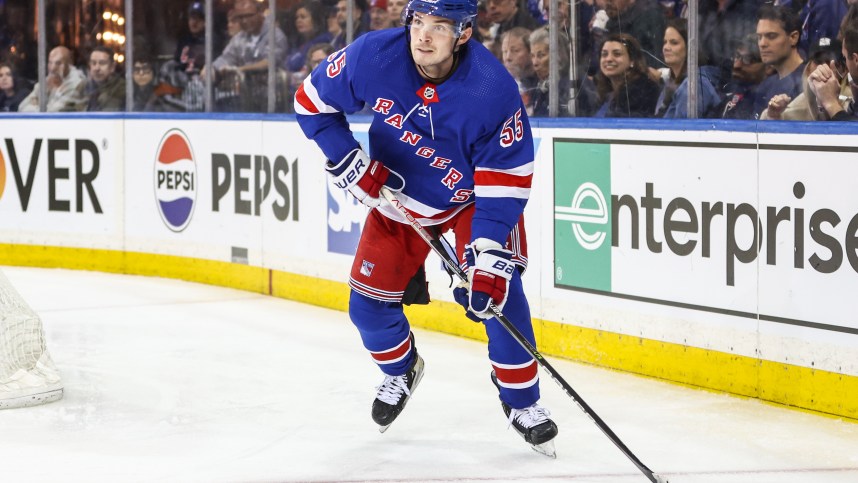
[530,440,556,458]
[378,423,391,433]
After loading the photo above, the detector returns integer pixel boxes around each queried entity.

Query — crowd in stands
[3,0,857,121]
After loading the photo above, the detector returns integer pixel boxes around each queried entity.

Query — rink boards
[0,115,855,420]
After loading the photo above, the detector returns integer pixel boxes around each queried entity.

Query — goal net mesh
[0,268,63,408]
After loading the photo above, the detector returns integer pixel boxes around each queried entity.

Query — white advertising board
[0,119,124,248]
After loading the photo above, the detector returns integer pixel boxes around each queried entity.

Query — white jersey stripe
[474,186,530,199]
[475,161,535,176]
[296,76,340,115]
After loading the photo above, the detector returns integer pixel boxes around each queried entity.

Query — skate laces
[375,374,411,405]
[508,404,551,429]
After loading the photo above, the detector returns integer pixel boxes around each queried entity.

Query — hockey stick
[380,187,668,483]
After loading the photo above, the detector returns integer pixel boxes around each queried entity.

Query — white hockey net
[0,268,63,409]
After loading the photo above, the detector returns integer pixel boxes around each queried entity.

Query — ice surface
[1,266,856,483]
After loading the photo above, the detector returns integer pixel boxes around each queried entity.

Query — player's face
[409,13,470,77]
[600,40,632,80]
[662,27,686,70]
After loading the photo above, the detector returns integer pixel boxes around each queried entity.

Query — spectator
[174,2,211,74]
[369,0,394,30]
[528,27,571,116]
[485,0,540,46]
[160,2,219,112]
[698,0,762,88]
[604,0,667,65]
[761,37,847,119]
[717,33,768,119]
[501,27,538,106]
[76,46,126,112]
[332,0,370,50]
[387,0,409,25]
[809,26,858,120]
[326,3,343,41]
[0,63,30,112]
[290,42,336,92]
[18,46,86,112]
[306,42,335,73]
[131,57,170,112]
[210,0,289,77]
[800,0,849,55]
[286,1,334,73]
[654,18,721,117]
[593,33,660,117]
[754,5,806,117]
[209,0,289,111]
[227,9,242,39]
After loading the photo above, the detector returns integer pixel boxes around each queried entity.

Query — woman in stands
[285,1,334,75]
[0,63,31,112]
[592,33,659,117]
[654,18,721,118]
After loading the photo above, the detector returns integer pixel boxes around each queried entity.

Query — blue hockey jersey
[295,28,534,245]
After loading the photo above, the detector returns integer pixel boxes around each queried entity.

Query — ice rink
[2,266,857,483]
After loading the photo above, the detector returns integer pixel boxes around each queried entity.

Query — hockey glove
[326,148,404,208]
[464,238,515,319]
[452,283,483,323]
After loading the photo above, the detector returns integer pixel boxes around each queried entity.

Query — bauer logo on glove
[463,238,515,319]
[326,148,404,208]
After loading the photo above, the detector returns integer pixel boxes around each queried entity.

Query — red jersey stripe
[295,84,320,114]
[474,170,533,189]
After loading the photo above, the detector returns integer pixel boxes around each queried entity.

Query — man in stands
[809,26,858,121]
[18,46,86,112]
[75,46,125,112]
[718,34,768,119]
[754,5,806,117]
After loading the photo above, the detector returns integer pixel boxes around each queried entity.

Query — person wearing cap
[294,0,558,455]
[369,0,394,30]
[174,2,210,73]
[809,25,858,121]
[763,36,851,120]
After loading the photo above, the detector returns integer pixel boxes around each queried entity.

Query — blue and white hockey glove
[452,284,482,323]
[463,238,515,319]
[326,148,404,208]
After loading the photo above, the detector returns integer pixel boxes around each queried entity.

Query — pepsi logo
[154,129,196,232]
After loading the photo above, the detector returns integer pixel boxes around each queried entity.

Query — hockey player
[294,0,558,456]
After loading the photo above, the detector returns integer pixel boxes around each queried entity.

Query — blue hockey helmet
[403,0,478,37]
